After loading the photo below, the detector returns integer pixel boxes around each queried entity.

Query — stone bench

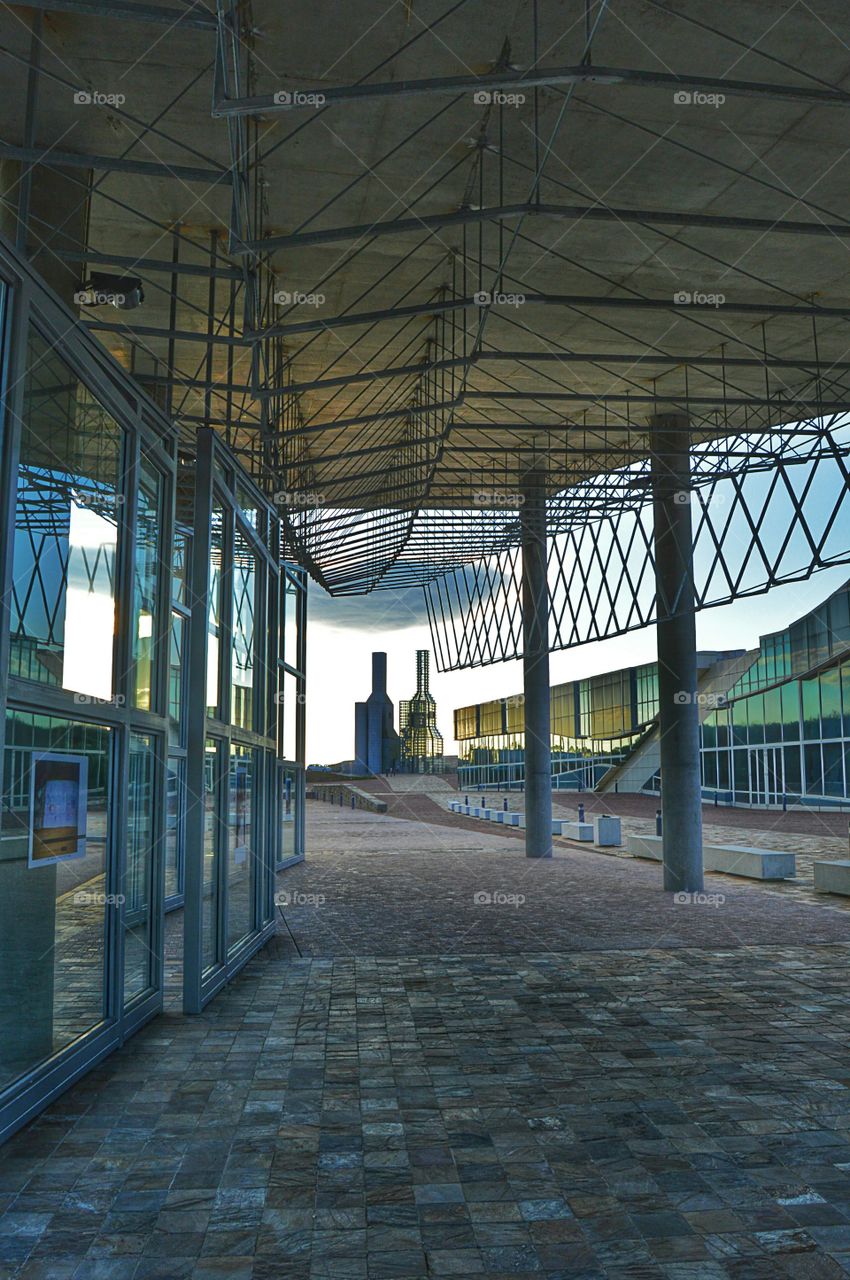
[813,860,850,895]
[626,834,795,880]
[555,821,594,842]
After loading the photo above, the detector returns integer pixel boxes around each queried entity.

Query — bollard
[578,803,585,824]
[351,795,356,810]
[656,808,663,837]
[339,792,343,807]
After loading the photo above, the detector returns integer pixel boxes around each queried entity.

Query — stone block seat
[626,833,795,880]
[813,860,850,895]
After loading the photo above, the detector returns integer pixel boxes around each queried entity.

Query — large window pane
[231,526,256,731]
[168,612,185,747]
[802,679,820,740]
[282,572,300,671]
[784,744,802,795]
[0,711,111,1091]
[203,738,221,972]
[280,670,299,760]
[280,766,298,863]
[804,743,823,796]
[206,507,223,719]
[10,330,121,699]
[132,462,162,710]
[820,668,841,739]
[124,733,155,1003]
[165,758,184,901]
[227,745,255,950]
[172,528,190,607]
[823,742,844,797]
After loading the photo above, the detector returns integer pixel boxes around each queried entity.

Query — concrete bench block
[626,834,795,879]
[596,815,622,847]
[558,821,594,842]
[814,860,850,894]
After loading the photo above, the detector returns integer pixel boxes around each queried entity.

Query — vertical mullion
[183,428,214,1014]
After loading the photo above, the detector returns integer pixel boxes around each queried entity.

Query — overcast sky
[304,565,850,765]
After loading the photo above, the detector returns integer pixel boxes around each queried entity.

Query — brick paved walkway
[3,802,850,1278]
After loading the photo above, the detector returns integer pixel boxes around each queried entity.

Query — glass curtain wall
[183,431,306,1014]
[0,241,175,1143]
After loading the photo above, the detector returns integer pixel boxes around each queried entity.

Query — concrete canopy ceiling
[5,0,850,585]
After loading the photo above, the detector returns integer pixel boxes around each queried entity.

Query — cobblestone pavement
[4,803,850,1278]
[355,779,850,912]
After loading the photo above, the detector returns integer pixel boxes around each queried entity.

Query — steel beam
[55,248,244,280]
[255,292,850,339]
[82,319,247,346]
[18,0,218,28]
[213,64,850,116]
[0,142,230,185]
[289,398,463,438]
[241,200,850,255]
[276,350,850,397]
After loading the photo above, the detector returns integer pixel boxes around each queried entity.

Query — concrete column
[650,412,703,892]
[520,478,552,858]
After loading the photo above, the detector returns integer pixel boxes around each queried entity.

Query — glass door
[748,746,785,806]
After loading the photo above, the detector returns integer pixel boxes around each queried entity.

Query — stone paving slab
[3,804,850,1278]
[288,805,849,956]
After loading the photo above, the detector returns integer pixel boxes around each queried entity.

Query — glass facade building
[700,583,850,808]
[0,241,306,1140]
[458,588,850,810]
[457,664,665,791]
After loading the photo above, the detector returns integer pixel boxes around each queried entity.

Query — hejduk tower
[399,650,444,772]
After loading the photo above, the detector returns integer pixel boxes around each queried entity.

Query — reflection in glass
[820,668,841,738]
[784,744,802,794]
[228,746,255,950]
[124,734,154,1003]
[132,463,161,710]
[802,679,820,740]
[283,572,300,670]
[168,612,184,746]
[10,330,121,697]
[0,711,110,1091]
[203,739,221,972]
[172,528,190,606]
[206,507,223,718]
[804,743,823,795]
[231,526,256,731]
[281,671,298,760]
[280,767,297,863]
[165,758,184,901]
[823,742,844,796]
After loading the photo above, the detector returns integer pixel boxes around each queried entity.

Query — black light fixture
[76,271,145,310]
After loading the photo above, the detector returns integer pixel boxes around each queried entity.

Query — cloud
[308,584,429,631]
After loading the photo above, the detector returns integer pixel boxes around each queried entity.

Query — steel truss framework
[5,0,850,653]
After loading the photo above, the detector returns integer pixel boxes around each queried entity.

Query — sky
[304,563,850,765]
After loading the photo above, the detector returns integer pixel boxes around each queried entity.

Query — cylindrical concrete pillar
[650,412,704,893]
[520,478,553,858]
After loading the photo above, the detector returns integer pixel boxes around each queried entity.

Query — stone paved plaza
[4,801,850,1278]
